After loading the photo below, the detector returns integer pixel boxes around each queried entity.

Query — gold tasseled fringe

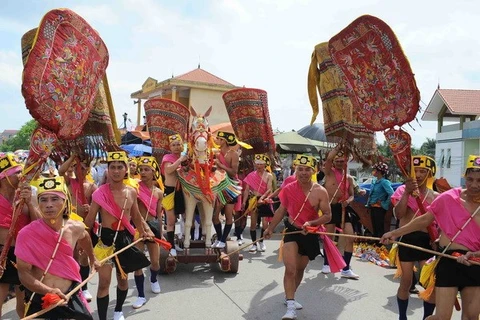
[115,255,128,280]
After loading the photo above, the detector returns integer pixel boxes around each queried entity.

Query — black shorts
[25,283,93,320]
[435,249,480,290]
[146,219,162,240]
[164,185,185,215]
[100,228,150,274]
[326,203,354,226]
[258,203,274,218]
[398,231,433,262]
[0,246,20,285]
[283,219,320,261]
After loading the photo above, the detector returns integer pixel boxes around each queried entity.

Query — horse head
[189,106,213,164]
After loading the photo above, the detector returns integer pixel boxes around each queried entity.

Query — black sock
[323,249,329,266]
[134,274,145,298]
[97,295,109,320]
[167,231,175,248]
[221,224,232,243]
[260,228,265,241]
[79,265,90,290]
[423,301,435,319]
[150,268,159,283]
[114,288,128,312]
[343,251,353,271]
[234,226,242,239]
[397,296,408,320]
[214,223,222,241]
[250,230,257,243]
[411,273,418,289]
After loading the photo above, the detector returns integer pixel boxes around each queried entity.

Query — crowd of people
[0,131,479,320]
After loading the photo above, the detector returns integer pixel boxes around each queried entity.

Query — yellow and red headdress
[138,156,161,180]
[412,155,436,189]
[465,155,480,173]
[0,154,23,180]
[37,176,68,200]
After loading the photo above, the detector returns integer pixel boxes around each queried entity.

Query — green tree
[0,119,37,152]
[419,138,436,158]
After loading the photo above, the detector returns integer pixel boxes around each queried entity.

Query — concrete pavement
[3,232,463,320]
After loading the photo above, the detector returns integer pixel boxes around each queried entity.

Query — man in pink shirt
[264,155,333,320]
[382,155,480,319]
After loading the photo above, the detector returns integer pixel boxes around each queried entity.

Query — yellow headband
[254,154,270,166]
[295,155,317,170]
[138,156,160,180]
[412,156,436,175]
[466,155,480,171]
[0,154,23,179]
[169,134,183,144]
[107,151,128,164]
[37,176,68,198]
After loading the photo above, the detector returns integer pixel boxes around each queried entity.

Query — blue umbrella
[120,144,152,156]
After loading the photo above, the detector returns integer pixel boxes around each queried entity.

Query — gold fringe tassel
[115,255,128,280]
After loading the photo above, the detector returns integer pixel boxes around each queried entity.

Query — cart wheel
[225,240,239,273]
[159,246,169,274]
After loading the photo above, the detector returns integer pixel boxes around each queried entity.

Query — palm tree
[419,138,436,158]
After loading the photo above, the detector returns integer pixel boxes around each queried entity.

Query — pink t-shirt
[429,188,480,251]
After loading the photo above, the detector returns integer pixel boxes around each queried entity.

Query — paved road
[3,228,463,320]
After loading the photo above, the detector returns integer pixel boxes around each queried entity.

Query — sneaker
[341,269,360,279]
[170,248,177,257]
[114,311,126,319]
[151,281,161,294]
[249,244,257,253]
[282,301,297,319]
[82,289,92,302]
[237,238,244,246]
[175,244,184,252]
[212,240,220,248]
[132,296,147,309]
[216,241,226,249]
[321,265,331,274]
[258,242,266,252]
[284,299,303,310]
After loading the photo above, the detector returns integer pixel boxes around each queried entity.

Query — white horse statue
[177,106,241,250]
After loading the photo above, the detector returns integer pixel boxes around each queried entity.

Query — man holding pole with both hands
[264,155,333,320]
[382,155,480,320]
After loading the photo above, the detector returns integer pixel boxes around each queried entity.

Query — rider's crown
[216,131,237,147]
[168,134,183,144]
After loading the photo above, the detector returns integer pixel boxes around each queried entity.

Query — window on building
[440,149,445,168]
[446,149,451,168]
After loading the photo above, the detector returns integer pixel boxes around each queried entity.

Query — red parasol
[0,8,109,277]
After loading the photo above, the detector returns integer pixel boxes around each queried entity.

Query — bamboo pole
[22,237,145,320]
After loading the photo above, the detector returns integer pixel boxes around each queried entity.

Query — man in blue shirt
[366,162,394,241]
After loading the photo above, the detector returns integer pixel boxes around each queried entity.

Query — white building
[422,88,480,187]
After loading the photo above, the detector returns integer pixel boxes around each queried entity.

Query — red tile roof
[173,67,234,86]
[438,89,480,115]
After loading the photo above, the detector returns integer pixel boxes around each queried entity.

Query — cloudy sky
[1,0,479,147]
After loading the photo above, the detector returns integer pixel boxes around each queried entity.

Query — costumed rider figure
[161,133,187,256]
[264,155,335,320]
[382,155,480,320]
[391,155,438,320]
[85,151,153,320]
[212,131,241,249]
[16,176,98,319]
